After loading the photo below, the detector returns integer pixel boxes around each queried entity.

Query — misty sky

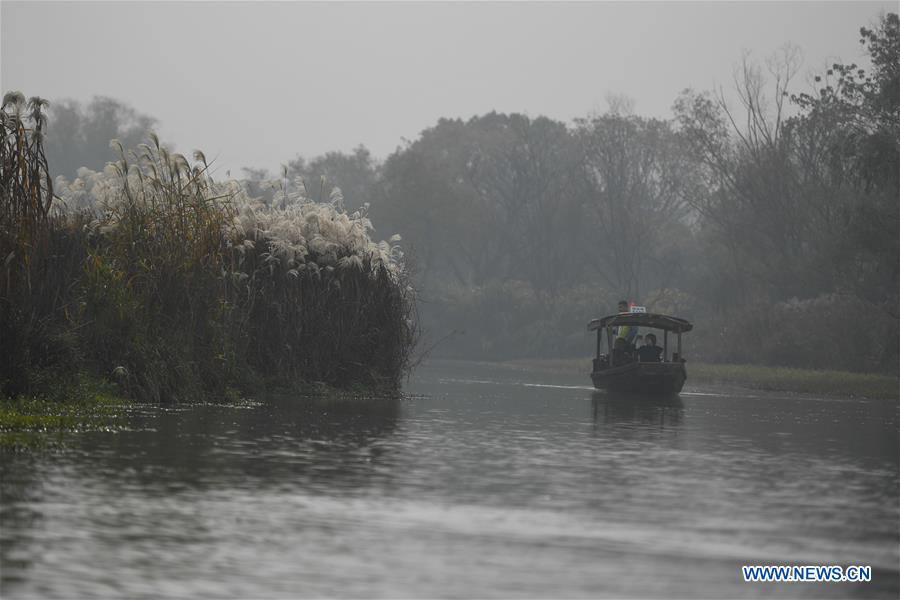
[1,1,894,177]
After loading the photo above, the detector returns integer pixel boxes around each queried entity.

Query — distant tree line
[372,14,897,371]
[44,96,157,181]
[41,13,898,372]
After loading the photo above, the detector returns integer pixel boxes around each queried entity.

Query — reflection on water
[1,360,898,599]
[592,391,684,429]
[92,394,401,493]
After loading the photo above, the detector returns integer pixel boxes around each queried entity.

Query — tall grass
[223,190,416,388]
[0,93,88,397]
[70,136,233,401]
[2,93,417,402]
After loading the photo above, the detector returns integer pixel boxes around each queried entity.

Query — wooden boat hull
[591,361,686,394]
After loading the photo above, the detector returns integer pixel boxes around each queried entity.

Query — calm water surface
[1,360,898,598]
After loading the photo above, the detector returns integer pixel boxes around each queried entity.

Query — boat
[587,310,693,394]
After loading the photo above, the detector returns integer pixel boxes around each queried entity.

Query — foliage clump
[224,186,413,387]
[0,92,88,398]
[1,101,416,403]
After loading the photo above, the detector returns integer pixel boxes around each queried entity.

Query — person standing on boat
[614,300,638,347]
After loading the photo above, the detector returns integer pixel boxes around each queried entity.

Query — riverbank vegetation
[687,363,898,400]
[0,375,125,449]
[13,13,897,387]
[1,93,417,407]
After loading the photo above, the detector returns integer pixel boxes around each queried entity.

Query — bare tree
[576,113,689,300]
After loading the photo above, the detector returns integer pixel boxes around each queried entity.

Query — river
[1,360,898,598]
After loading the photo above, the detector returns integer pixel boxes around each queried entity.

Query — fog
[1,1,892,175]
[2,1,897,372]
[1,4,898,595]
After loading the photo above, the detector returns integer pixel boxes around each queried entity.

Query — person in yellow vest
[614,299,638,347]
[612,300,639,364]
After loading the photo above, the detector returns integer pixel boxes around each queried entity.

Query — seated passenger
[637,333,663,362]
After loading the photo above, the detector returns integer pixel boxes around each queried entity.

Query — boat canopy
[587,313,693,333]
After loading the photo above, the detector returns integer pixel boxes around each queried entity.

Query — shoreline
[0,377,130,450]
[0,375,404,450]
[490,357,899,400]
[4,357,896,448]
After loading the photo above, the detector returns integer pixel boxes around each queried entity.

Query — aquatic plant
[2,91,417,403]
[216,177,415,384]
[44,133,417,399]
[0,92,88,397]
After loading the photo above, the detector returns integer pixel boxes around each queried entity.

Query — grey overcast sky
[1,1,894,177]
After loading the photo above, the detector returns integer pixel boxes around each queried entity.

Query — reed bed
[1,93,416,403]
[0,93,87,398]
